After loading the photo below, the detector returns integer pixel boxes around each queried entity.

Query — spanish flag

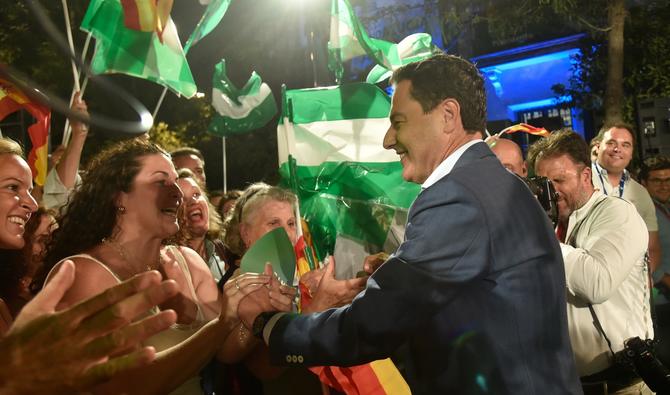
[294,223,410,395]
[0,79,50,186]
[120,0,173,39]
[501,123,550,137]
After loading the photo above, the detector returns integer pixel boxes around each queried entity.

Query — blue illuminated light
[479,49,579,73]
[508,96,572,112]
[472,33,586,64]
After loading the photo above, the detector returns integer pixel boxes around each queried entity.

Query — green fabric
[282,82,390,123]
[81,0,196,98]
[366,33,442,84]
[184,0,232,53]
[327,0,396,82]
[279,160,420,259]
[208,59,277,136]
[279,83,418,258]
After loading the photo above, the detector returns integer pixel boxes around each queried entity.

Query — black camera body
[521,176,559,227]
[615,337,670,393]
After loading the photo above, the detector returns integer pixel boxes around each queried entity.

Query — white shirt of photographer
[560,192,653,376]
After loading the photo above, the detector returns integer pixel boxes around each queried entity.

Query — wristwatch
[252,311,279,339]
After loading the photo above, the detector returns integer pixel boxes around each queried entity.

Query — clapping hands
[1,261,179,394]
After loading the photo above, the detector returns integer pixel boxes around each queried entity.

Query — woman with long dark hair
[38,138,292,394]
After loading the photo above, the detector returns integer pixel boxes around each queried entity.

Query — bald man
[487,137,528,177]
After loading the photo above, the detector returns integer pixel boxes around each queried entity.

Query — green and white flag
[328,0,396,82]
[277,83,420,263]
[81,0,197,98]
[209,59,277,137]
[184,0,232,53]
[366,33,442,84]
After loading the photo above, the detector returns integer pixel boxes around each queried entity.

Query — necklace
[102,237,161,272]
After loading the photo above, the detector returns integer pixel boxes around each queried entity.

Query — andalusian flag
[81,0,197,98]
[209,60,277,137]
[328,0,395,82]
[120,0,173,39]
[0,79,50,186]
[365,33,442,84]
[277,82,419,277]
[184,0,232,53]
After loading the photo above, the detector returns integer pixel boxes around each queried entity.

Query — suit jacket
[268,143,582,394]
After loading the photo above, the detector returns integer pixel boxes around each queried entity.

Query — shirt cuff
[263,312,287,345]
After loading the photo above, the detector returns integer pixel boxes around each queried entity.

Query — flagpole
[61,0,80,92]
[152,87,169,122]
[61,0,80,146]
[222,137,227,193]
[61,31,92,146]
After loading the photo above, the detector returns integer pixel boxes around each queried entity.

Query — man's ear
[441,99,461,132]
[581,165,592,185]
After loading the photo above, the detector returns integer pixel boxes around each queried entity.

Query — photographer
[529,130,656,394]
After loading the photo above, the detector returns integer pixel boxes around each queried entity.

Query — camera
[521,176,559,227]
[615,337,670,393]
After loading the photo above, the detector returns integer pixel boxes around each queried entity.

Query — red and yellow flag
[311,361,411,395]
[120,0,173,39]
[294,220,410,395]
[501,123,550,137]
[0,79,50,186]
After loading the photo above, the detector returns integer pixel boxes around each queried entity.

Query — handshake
[236,254,381,335]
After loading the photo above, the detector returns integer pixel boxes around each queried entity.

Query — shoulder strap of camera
[566,196,625,358]
[588,304,618,358]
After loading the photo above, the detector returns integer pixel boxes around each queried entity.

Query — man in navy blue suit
[238,54,582,394]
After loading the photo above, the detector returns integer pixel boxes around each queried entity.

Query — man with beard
[530,129,653,394]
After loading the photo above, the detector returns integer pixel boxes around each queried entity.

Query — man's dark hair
[640,155,670,182]
[391,53,487,134]
[527,128,591,171]
[595,122,636,146]
[170,147,204,162]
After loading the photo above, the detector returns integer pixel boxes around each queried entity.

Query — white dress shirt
[422,139,483,189]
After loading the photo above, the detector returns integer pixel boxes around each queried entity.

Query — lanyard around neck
[595,162,625,197]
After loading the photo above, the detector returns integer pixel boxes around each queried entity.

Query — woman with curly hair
[38,138,293,395]
[0,137,38,333]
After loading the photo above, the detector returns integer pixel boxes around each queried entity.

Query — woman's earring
[117,206,126,214]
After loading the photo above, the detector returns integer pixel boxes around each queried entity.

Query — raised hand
[363,252,389,275]
[299,266,325,297]
[69,91,89,137]
[1,260,179,395]
[236,264,290,330]
[302,256,367,313]
[264,263,297,312]
[220,272,270,325]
